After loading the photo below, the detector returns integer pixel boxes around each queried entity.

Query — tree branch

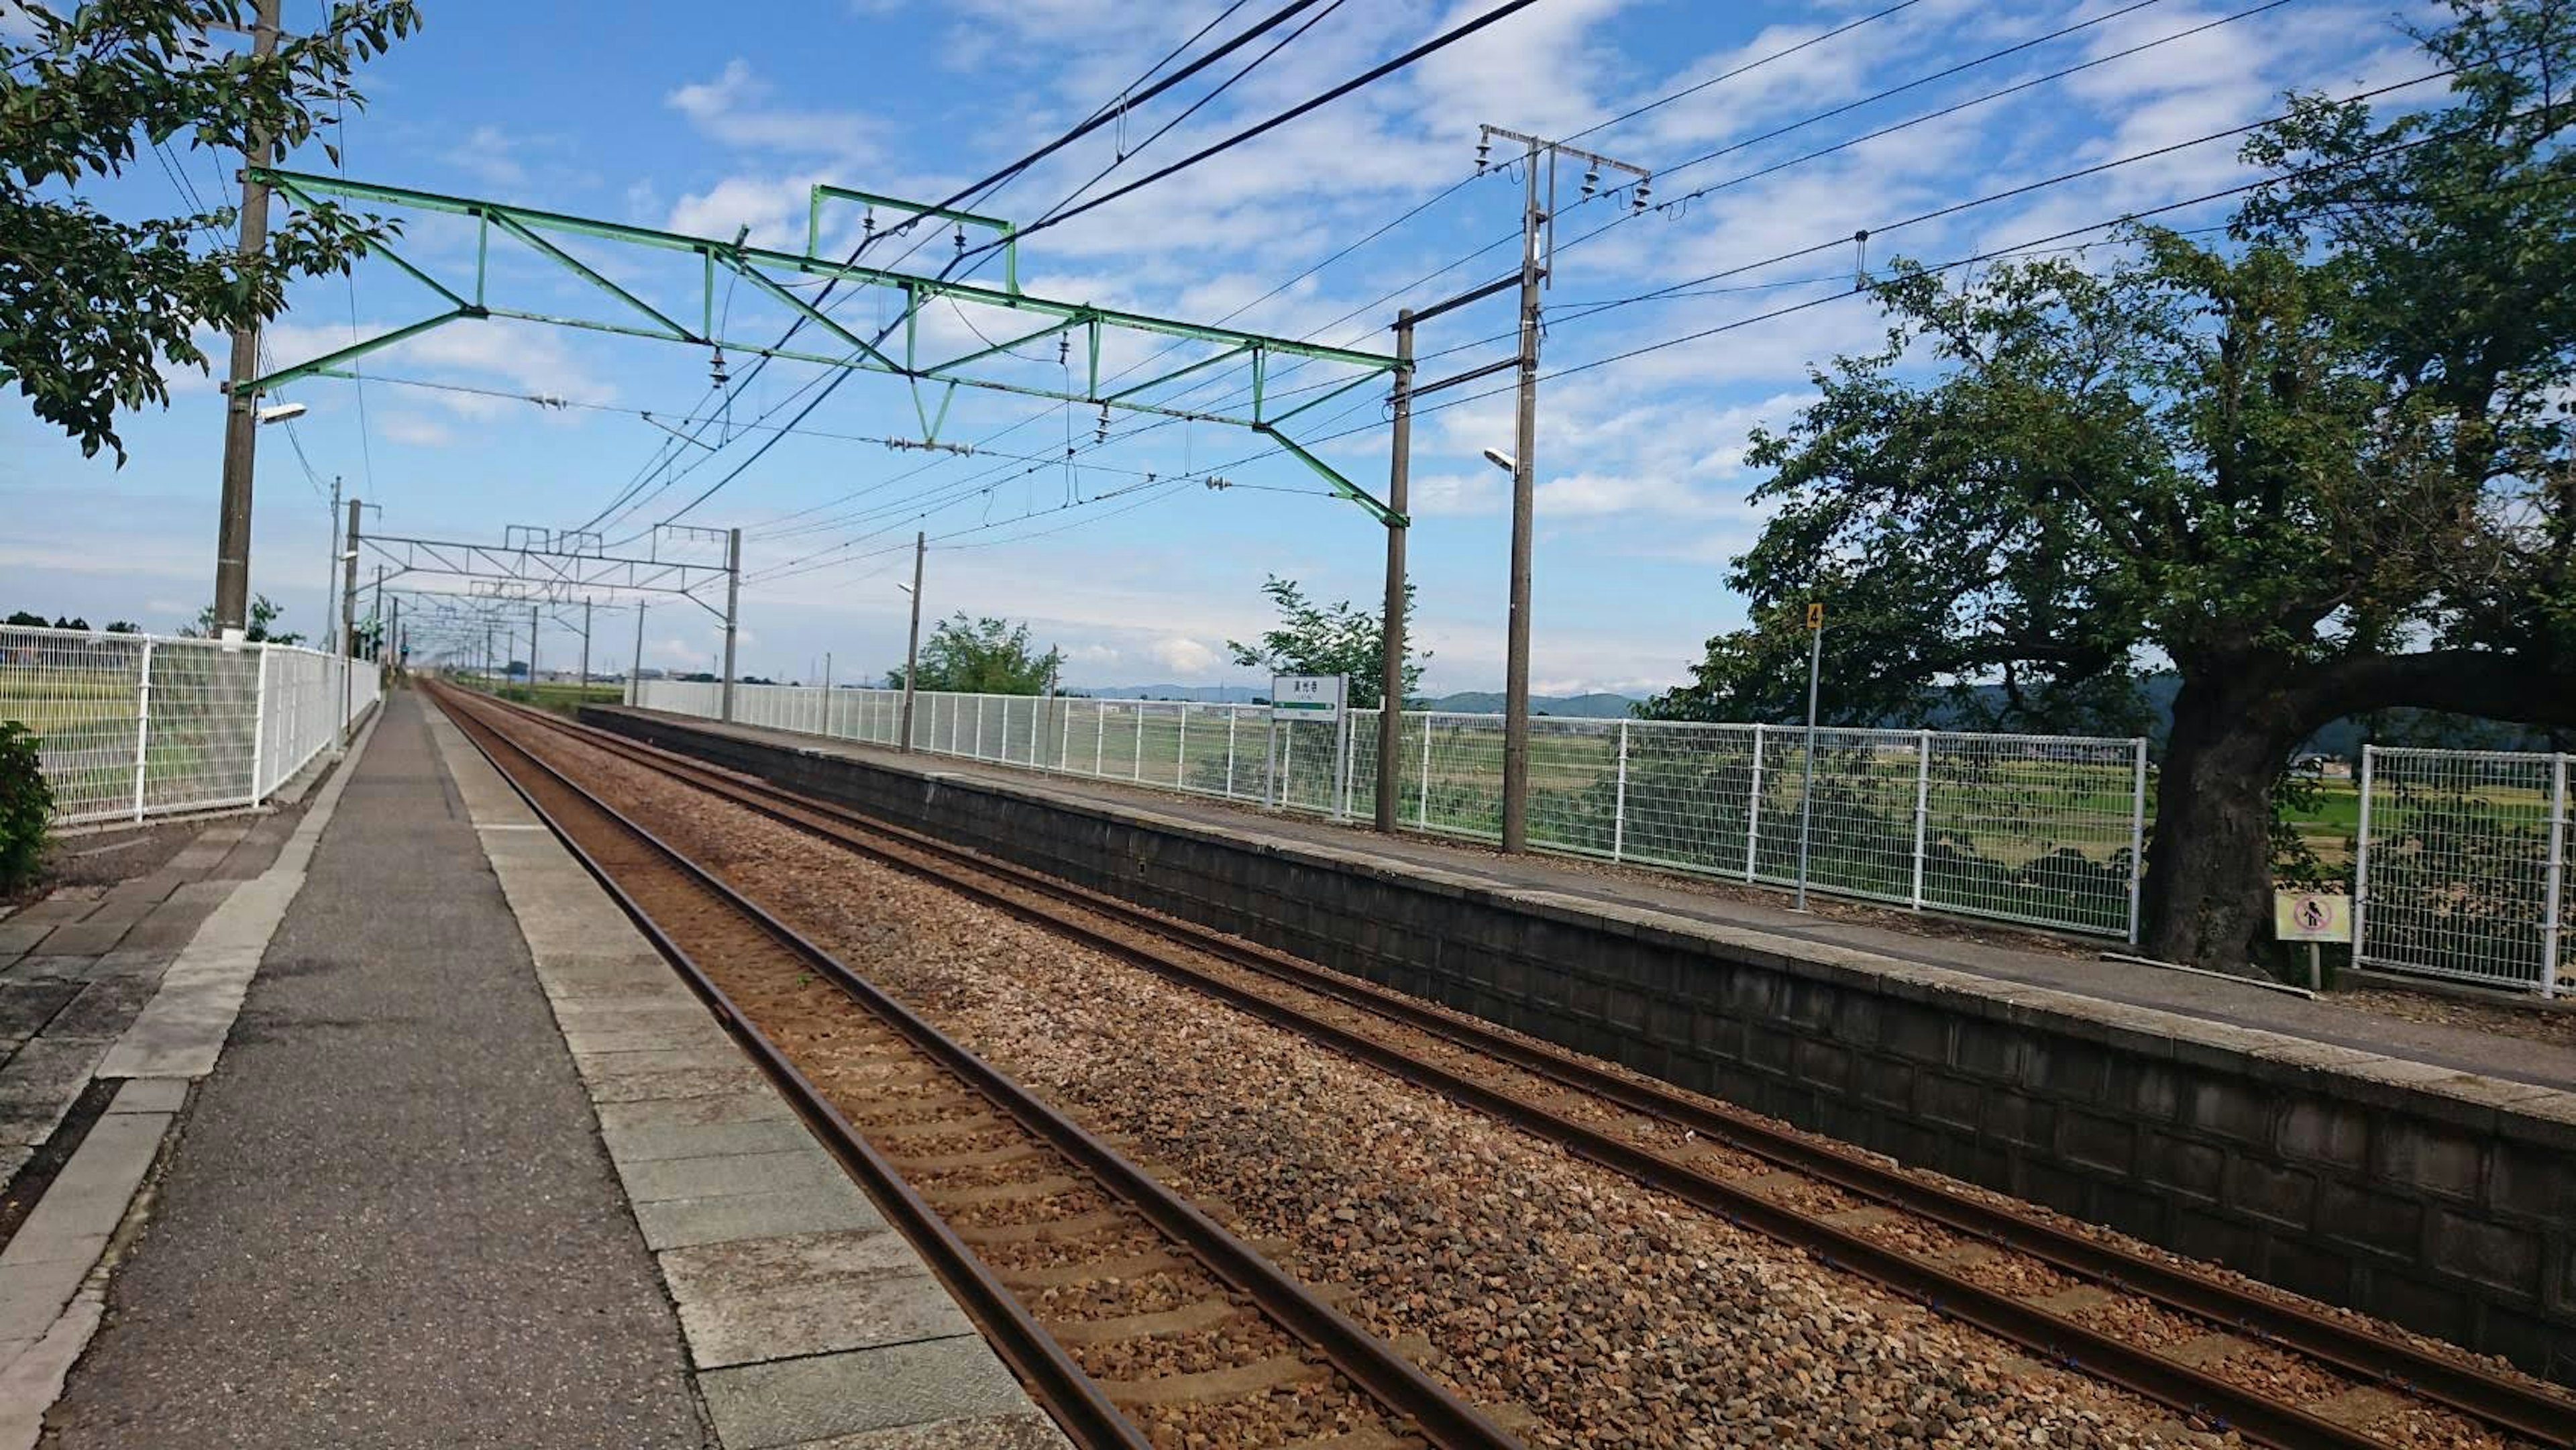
[2305,649,2576,725]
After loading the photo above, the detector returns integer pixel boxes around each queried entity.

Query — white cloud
[667,59,881,162]
[378,413,453,448]
[450,125,527,188]
[1148,636,1217,674]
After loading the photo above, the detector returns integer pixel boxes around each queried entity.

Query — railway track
[435,685,1520,1450]
[486,690,2576,1450]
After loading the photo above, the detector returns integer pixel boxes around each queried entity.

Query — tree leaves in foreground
[1648,0,2575,972]
[1,1,421,461]
[182,592,300,645]
[887,614,1064,695]
[1225,575,1426,710]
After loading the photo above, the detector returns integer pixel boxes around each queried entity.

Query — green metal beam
[1256,424,1405,529]
[808,185,1019,297]
[246,170,1406,521]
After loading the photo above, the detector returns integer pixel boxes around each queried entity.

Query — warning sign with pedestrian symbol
[2272,890,2351,943]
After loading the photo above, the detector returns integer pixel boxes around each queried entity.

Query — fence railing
[2357,745,2569,996]
[2,624,382,827]
[633,680,2148,940]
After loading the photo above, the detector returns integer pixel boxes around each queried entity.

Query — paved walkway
[42,692,709,1449]
[5,690,1059,1450]
[604,709,2576,1093]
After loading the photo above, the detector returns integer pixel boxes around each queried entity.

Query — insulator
[1581,166,1599,198]
[955,224,966,253]
[1474,139,1491,173]
[863,208,875,235]
[1632,180,1652,212]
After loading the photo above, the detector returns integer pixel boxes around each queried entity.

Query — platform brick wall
[588,709,2576,1384]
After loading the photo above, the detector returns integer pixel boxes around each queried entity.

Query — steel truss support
[358,534,732,616]
[241,171,1409,525]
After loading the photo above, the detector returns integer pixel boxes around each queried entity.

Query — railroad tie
[885,1140,1045,1172]
[2158,1330,2251,1369]
[1099,1352,1330,1407]
[998,1249,1184,1289]
[1044,1298,1245,1346]
[2304,1385,2410,1430]
[1275,1425,1419,1450]
[959,1207,1130,1245]
[925,1172,1084,1206]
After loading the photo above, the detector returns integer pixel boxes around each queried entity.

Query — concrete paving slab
[42,977,158,1042]
[0,983,78,1039]
[596,1091,798,1133]
[111,900,215,955]
[105,1078,184,1115]
[0,958,97,984]
[636,1183,887,1250]
[0,926,48,957]
[588,1064,773,1102]
[782,1413,1071,1450]
[163,879,237,909]
[564,1023,737,1055]
[659,1229,971,1369]
[698,1339,1028,1449]
[621,1148,845,1203]
[23,923,124,959]
[604,1115,820,1163]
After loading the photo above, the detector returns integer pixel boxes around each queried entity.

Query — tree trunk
[2139,663,2313,973]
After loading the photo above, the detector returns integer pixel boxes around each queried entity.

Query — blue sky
[3,0,2432,692]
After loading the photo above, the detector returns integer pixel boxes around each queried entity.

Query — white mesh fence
[1,624,379,827]
[2357,745,2569,995]
[633,680,2147,938]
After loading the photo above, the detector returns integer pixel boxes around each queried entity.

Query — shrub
[0,722,52,890]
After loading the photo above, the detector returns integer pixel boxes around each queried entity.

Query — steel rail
[533,698,2576,1449]
[437,686,1522,1450]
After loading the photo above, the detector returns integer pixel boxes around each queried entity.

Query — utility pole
[388,594,400,680]
[720,527,741,723]
[318,477,341,652]
[632,602,647,705]
[339,497,360,747]
[211,0,284,643]
[529,603,540,692]
[1480,124,1650,855]
[580,597,593,695]
[1375,309,1415,834]
[898,531,925,753]
[369,565,384,657]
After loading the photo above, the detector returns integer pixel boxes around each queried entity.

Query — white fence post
[1611,721,1630,863]
[2351,745,2376,968]
[1093,706,1106,776]
[1177,705,1190,786]
[130,638,155,822]
[1415,716,1432,827]
[2544,754,2568,1000]
[1910,730,1932,910]
[250,645,270,804]
[1133,705,1145,780]
[1744,724,1765,882]
[975,694,986,758]
[2127,737,2149,946]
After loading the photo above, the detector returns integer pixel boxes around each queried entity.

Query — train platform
[591,707,2576,1093]
[0,690,1063,1449]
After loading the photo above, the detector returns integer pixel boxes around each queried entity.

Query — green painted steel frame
[246,170,1407,524]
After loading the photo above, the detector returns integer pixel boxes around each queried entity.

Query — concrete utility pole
[720,527,741,723]
[580,598,593,693]
[211,0,284,642]
[369,566,384,656]
[318,477,341,651]
[529,604,540,690]
[388,594,400,678]
[898,531,925,753]
[1375,309,1415,834]
[632,602,646,705]
[339,497,360,746]
[1480,124,1650,855]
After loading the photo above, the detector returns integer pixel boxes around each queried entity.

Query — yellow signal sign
[1805,603,1824,630]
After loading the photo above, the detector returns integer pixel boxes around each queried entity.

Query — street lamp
[1482,448,1515,472]
[254,401,307,424]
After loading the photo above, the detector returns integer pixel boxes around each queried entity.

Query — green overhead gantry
[241,170,1409,524]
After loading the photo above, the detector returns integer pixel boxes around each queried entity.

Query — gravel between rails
[516,722,2263,1449]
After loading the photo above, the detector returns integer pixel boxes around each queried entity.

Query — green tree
[1650,0,2576,973]
[886,614,1063,694]
[4,612,47,628]
[182,592,300,645]
[1224,575,1425,710]
[3,1,421,461]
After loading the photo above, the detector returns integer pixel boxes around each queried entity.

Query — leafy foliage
[181,592,299,644]
[0,721,52,892]
[2,0,422,460]
[1224,575,1426,710]
[1650,1,2576,968]
[887,614,1063,695]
